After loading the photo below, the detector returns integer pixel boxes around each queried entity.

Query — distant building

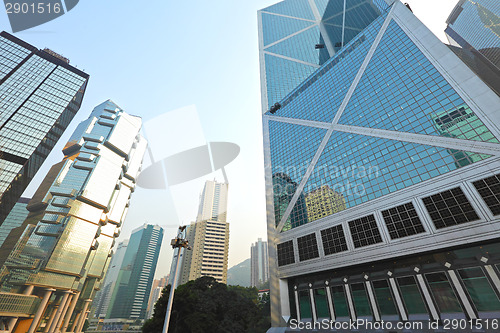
[178,180,230,284]
[250,238,269,287]
[93,240,129,319]
[0,31,89,228]
[107,224,164,320]
[146,275,168,318]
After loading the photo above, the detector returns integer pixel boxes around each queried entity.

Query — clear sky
[2,0,459,279]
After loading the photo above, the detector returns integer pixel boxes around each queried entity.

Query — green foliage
[142,276,270,333]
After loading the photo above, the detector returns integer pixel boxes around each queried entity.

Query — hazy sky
[2,0,459,278]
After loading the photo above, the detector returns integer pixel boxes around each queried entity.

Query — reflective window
[314,288,330,318]
[351,283,372,317]
[425,272,463,314]
[372,279,398,316]
[396,276,428,315]
[458,267,500,312]
[299,290,313,319]
[422,187,480,229]
[331,285,350,318]
[381,202,425,239]
[473,173,500,215]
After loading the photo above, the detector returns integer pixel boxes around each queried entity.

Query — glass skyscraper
[260,0,500,329]
[0,100,146,333]
[0,32,89,228]
[107,224,163,320]
[445,0,500,95]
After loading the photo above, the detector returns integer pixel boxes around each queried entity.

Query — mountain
[227,258,251,287]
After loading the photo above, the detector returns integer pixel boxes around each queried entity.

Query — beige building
[305,185,346,222]
[178,180,230,284]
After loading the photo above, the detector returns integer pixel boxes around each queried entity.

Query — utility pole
[162,226,191,333]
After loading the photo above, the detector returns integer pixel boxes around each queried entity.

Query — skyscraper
[445,0,500,95]
[92,240,129,319]
[0,32,89,227]
[0,197,29,248]
[251,238,269,288]
[0,100,146,333]
[146,275,168,319]
[107,224,164,320]
[260,0,500,329]
[178,180,230,284]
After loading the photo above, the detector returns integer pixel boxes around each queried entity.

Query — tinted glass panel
[277,240,295,266]
[321,224,348,256]
[381,202,425,239]
[397,276,428,315]
[458,267,500,311]
[331,285,350,318]
[314,288,330,318]
[348,214,382,248]
[426,272,463,313]
[297,233,319,261]
[299,290,312,319]
[372,279,398,315]
[351,283,372,317]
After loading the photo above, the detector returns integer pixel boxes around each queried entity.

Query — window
[297,233,319,261]
[396,276,428,315]
[473,174,500,215]
[458,267,500,312]
[350,283,372,317]
[299,290,312,319]
[425,272,463,314]
[348,215,383,248]
[372,280,398,316]
[321,224,348,255]
[381,202,425,239]
[422,187,479,229]
[331,285,350,318]
[313,288,330,319]
[277,240,295,266]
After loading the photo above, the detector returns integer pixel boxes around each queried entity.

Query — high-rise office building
[0,100,146,333]
[251,238,269,288]
[445,0,500,95]
[146,275,168,319]
[260,0,500,329]
[178,180,230,284]
[92,240,129,319]
[0,32,89,227]
[107,224,164,320]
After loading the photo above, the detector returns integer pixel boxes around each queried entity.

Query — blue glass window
[262,0,316,21]
[262,13,315,46]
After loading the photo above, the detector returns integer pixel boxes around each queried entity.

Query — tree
[142,276,270,333]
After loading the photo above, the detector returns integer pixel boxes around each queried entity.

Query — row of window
[278,173,500,266]
[295,265,500,321]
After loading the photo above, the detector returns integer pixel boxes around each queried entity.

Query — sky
[1,0,459,279]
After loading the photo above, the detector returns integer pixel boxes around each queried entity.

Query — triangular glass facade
[262,13,315,46]
[265,12,387,122]
[268,120,327,226]
[282,130,491,231]
[339,20,499,143]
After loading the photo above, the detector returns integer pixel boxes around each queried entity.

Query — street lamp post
[162,226,191,333]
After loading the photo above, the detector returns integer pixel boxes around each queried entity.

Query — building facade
[178,180,230,284]
[0,197,29,249]
[146,276,167,319]
[251,238,269,288]
[445,0,500,95]
[0,100,147,333]
[92,240,129,319]
[260,0,500,329]
[107,224,163,320]
[0,32,89,227]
